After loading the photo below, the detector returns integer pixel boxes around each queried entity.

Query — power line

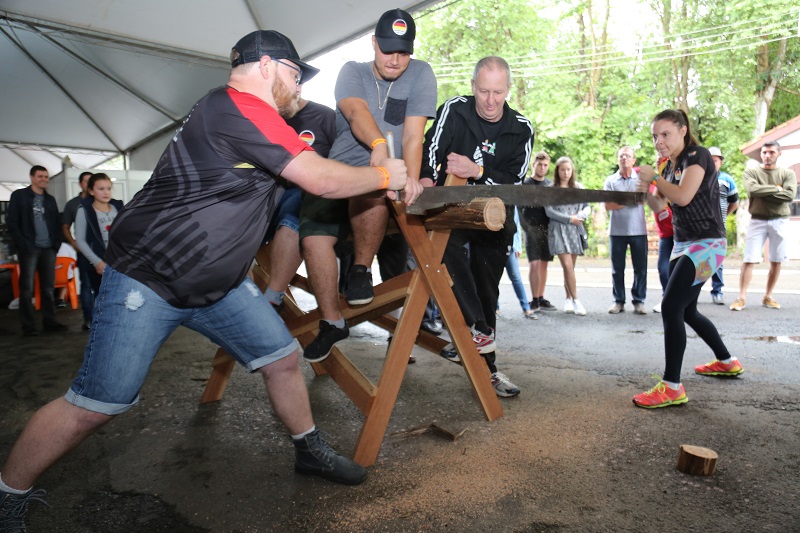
[424,7,799,73]
[429,21,797,81]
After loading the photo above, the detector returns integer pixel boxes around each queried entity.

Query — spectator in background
[544,156,590,316]
[708,147,738,305]
[61,171,94,324]
[497,207,536,319]
[647,158,673,314]
[520,151,555,312]
[603,146,648,315]
[730,141,797,311]
[74,173,124,328]
[6,165,65,336]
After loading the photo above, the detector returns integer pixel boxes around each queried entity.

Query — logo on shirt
[298,130,315,146]
[392,20,408,35]
[472,146,484,166]
[688,151,697,157]
[481,139,496,156]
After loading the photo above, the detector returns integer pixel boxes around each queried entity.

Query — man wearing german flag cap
[300,8,437,363]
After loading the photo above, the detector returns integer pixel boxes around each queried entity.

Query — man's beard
[273,76,299,119]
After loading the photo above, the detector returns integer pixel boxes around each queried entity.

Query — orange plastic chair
[35,256,79,310]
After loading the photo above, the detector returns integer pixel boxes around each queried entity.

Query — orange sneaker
[633,376,688,409]
[695,357,744,376]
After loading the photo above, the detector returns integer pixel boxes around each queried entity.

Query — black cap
[230,30,320,83]
[374,8,416,54]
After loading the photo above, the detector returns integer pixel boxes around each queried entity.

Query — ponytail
[652,109,697,147]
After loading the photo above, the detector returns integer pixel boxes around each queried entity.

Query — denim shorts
[264,186,303,243]
[65,267,299,415]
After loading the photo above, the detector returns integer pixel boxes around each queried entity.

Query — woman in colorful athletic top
[633,109,743,409]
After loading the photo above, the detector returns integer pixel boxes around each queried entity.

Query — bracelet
[651,176,659,185]
[376,166,390,190]
[477,165,484,179]
[371,138,387,149]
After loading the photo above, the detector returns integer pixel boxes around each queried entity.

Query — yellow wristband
[376,166,390,190]
[477,165,484,179]
[371,138,387,150]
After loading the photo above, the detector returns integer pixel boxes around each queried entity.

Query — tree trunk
[753,37,788,137]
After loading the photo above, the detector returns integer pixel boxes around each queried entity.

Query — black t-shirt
[521,176,553,226]
[286,101,336,158]
[664,145,725,242]
[476,116,504,170]
[105,86,311,307]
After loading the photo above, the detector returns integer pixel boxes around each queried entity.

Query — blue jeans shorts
[65,267,299,415]
[264,186,303,243]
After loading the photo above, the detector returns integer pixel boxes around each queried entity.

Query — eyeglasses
[618,154,634,159]
[274,59,302,86]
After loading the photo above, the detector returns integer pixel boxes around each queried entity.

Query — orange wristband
[371,138,387,150]
[651,176,659,185]
[376,166,390,190]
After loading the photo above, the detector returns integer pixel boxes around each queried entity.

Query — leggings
[661,255,731,383]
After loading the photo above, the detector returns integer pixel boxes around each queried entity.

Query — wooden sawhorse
[200,177,504,466]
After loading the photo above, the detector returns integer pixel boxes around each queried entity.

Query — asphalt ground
[1,255,798,532]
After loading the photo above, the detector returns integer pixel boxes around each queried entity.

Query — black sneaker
[22,328,39,337]
[55,299,67,309]
[303,321,349,363]
[293,429,368,485]
[82,320,92,331]
[1,487,48,532]
[538,297,556,311]
[529,299,540,312]
[345,265,374,305]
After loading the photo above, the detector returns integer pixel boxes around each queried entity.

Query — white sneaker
[653,300,662,313]
[573,299,586,316]
[491,372,521,397]
[564,298,574,313]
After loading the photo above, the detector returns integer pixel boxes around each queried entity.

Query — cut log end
[676,444,718,476]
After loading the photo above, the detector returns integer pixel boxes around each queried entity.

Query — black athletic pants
[661,255,731,383]
[443,228,513,374]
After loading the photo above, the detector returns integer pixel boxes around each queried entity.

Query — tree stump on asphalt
[676,444,718,476]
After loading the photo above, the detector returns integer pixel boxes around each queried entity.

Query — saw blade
[405,184,644,214]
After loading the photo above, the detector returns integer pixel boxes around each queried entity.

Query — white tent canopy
[0,0,437,190]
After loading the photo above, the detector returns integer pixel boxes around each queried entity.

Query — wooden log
[676,444,718,476]
[422,197,506,231]
[385,197,506,233]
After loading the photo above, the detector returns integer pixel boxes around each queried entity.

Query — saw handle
[385,131,405,202]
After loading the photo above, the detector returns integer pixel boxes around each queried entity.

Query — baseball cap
[230,30,319,83]
[375,8,416,54]
[708,146,724,160]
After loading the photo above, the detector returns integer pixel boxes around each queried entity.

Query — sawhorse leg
[352,202,503,466]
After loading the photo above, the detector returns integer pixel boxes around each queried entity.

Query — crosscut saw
[404,184,645,215]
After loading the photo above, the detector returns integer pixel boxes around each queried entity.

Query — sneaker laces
[1,488,48,525]
[303,430,336,468]
[643,374,667,395]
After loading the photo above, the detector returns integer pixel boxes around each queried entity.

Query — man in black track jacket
[420,56,534,398]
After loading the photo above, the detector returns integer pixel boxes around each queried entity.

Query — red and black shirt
[106,86,311,307]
